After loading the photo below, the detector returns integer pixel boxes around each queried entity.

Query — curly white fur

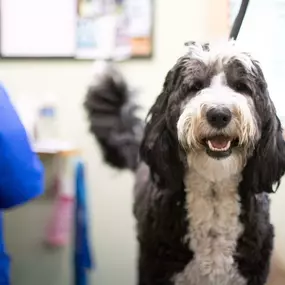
[174,46,260,285]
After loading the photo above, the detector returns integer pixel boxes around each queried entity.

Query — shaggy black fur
[84,54,285,285]
[84,62,144,171]
[133,164,192,285]
[137,55,285,284]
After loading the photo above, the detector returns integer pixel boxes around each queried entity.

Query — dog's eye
[190,81,203,92]
[233,82,251,94]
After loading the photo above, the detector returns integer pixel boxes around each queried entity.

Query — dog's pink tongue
[209,136,230,149]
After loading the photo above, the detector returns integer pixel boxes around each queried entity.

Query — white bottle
[37,96,58,142]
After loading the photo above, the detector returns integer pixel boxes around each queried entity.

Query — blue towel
[74,160,94,285]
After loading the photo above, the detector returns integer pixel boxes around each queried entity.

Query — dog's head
[140,41,285,193]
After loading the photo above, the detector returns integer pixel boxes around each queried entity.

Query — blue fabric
[0,214,10,285]
[74,160,93,285]
[0,85,44,209]
[0,84,45,284]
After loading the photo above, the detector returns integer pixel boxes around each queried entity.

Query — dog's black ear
[140,71,184,191]
[241,112,285,194]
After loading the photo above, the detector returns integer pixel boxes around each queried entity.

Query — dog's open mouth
[202,135,239,159]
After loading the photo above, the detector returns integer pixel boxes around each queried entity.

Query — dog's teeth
[207,140,231,152]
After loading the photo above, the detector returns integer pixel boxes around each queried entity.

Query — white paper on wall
[1,0,77,57]
[125,0,152,37]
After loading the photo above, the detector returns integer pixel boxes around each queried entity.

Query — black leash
[229,0,250,40]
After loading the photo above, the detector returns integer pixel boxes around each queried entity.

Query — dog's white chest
[173,171,246,285]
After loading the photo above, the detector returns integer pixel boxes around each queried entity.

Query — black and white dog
[84,41,285,285]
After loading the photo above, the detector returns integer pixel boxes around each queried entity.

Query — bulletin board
[0,0,154,60]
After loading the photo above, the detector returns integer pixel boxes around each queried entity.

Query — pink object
[45,194,74,247]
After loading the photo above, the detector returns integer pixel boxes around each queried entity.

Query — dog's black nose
[206,107,232,129]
